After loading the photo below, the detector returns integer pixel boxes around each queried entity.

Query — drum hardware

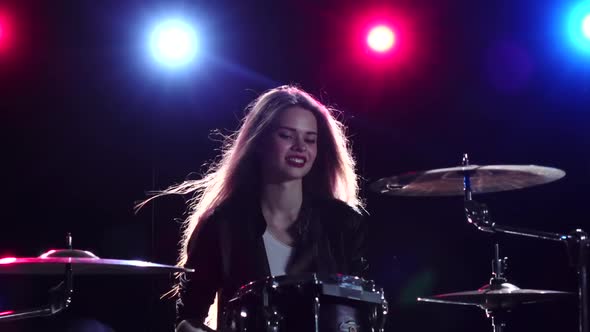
[263,305,283,332]
[465,195,588,332]
[223,274,387,332]
[418,243,574,332]
[0,233,194,322]
[371,153,583,331]
[313,295,320,332]
[460,154,588,332]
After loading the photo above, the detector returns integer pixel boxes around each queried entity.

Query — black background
[1,0,589,331]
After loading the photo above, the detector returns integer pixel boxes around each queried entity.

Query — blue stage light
[566,2,590,55]
[149,19,198,68]
[583,14,590,39]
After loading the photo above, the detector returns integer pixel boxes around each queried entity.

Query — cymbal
[371,165,565,196]
[0,249,194,275]
[417,283,573,310]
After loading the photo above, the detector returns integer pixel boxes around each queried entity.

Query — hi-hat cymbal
[417,283,573,310]
[0,249,193,275]
[371,165,565,196]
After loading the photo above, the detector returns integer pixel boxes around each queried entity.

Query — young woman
[142,85,368,332]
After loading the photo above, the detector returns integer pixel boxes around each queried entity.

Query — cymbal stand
[484,243,510,332]
[0,233,74,322]
[461,154,588,332]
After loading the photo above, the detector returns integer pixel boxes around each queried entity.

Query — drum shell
[222,274,387,332]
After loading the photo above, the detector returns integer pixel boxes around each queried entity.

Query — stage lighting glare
[150,19,198,68]
[0,16,8,51]
[583,14,590,39]
[565,2,590,56]
[367,25,395,52]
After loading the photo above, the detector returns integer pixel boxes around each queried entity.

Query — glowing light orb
[367,25,395,52]
[150,19,198,68]
[582,14,590,40]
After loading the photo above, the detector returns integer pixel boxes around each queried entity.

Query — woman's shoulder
[199,196,258,228]
[188,199,242,246]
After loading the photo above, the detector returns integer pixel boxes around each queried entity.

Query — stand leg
[487,310,507,332]
[491,316,505,332]
[578,261,588,332]
[567,230,589,332]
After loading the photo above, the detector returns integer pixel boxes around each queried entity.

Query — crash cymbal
[371,165,565,196]
[0,249,194,275]
[417,283,573,310]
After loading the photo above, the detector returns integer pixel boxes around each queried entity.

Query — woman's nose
[292,137,306,151]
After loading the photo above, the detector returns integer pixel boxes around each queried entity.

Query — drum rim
[232,273,377,298]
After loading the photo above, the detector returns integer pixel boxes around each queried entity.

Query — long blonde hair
[138,85,362,271]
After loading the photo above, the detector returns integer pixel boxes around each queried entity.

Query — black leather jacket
[176,196,369,329]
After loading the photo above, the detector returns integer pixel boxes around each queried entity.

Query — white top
[262,228,293,276]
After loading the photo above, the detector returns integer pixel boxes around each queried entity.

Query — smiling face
[260,106,318,183]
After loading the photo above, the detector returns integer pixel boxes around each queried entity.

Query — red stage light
[0,20,5,47]
[0,12,10,52]
[367,25,395,52]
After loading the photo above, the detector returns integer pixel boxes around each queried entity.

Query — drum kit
[0,154,586,332]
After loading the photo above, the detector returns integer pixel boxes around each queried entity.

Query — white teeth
[287,157,304,163]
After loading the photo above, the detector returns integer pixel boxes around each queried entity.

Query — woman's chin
[261,167,311,183]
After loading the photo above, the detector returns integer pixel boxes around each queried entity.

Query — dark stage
[1,0,589,331]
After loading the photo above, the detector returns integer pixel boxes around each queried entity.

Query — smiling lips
[285,155,307,168]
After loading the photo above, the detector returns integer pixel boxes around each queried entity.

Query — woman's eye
[305,139,316,144]
[278,133,293,139]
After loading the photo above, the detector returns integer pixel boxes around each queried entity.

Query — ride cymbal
[371,165,565,196]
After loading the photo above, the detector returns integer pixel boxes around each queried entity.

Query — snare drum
[222,274,388,332]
